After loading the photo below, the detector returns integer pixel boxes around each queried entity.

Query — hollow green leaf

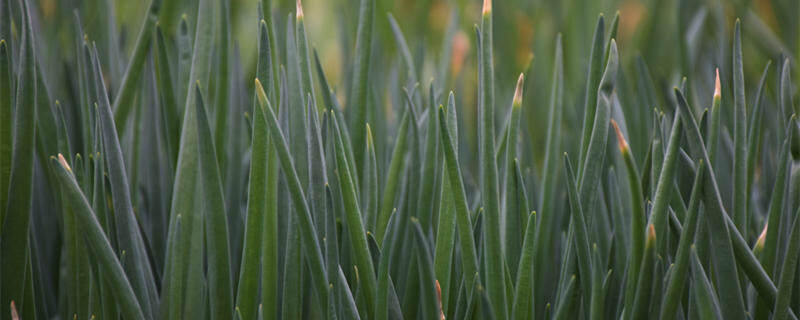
[348,0,375,178]
[578,14,605,166]
[563,153,593,308]
[331,110,377,318]
[659,159,705,318]
[1,2,36,315]
[256,79,329,306]
[774,208,800,320]
[690,246,723,320]
[51,156,145,320]
[478,2,507,316]
[674,88,746,319]
[0,40,10,220]
[732,19,748,235]
[112,0,160,134]
[511,211,536,320]
[438,105,479,294]
[194,86,234,320]
[376,107,410,242]
[411,217,442,320]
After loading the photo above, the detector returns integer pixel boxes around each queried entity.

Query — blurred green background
[26,0,799,162]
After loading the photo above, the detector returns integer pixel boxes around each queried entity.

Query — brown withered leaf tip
[10,301,19,320]
[436,280,445,320]
[610,119,629,154]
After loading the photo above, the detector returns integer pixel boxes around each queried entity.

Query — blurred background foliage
[19,0,800,169]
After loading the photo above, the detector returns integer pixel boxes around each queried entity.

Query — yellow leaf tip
[57,153,72,172]
[755,224,767,250]
[513,73,525,107]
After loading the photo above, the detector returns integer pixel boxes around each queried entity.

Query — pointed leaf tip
[10,301,18,320]
[482,0,491,14]
[646,224,656,246]
[714,68,721,98]
[610,119,629,154]
[296,0,304,19]
[513,73,525,107]
[755,224,767,250]
[57,153,72,172]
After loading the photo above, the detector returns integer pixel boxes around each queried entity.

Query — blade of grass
[438,104,479,296]
[1,1,36,315]
[578,15,606,166]
[611,118,647,316]
[194,86,234,320]
[564,154,593,311]
[348,0,375,177]
[0,40,10,221]
[256,79,329,306]
[256,17,280,320]
[364,124,378,231]
[111,0,160,134]
[760,119,794,279]
[511,211,536,319]
[417,84,441,234]
[92,44,159,318]
[534,35,563,313]
[387,13,418,86]
[165,0,215,315]
[690,246,723,320]
[504,75,526,275]
[375,107,410,242]
[648,112,683,257]
[153,24,179,168]
[774,209,800,320]
[478,1,508,316]
[746,62,771,203]
[213,0,232,171]
[553,275,577,320]
[51,155,145,319]
[659,159,705,318]
[732,19,748,235]
[631,225,656,320]
[432,95,458,314]
[411,217,442,320]
[331,110,377,318]
[674,88,746,320]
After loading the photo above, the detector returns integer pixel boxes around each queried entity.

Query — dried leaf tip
[254,78,268,106]
[755,223,767,251]
[296,0,304,19]
[482,0,492,14]
[513,73,525,107]
[57,153,72,172]
[10,301,18,320]
[645,224,656,247]
[435,280,445,320]
[610,119,629,155]
[714,68,721,98]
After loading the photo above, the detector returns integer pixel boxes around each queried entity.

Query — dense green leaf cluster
[2,0,800,319]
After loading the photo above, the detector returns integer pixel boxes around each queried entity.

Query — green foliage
[6,0,800,319]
